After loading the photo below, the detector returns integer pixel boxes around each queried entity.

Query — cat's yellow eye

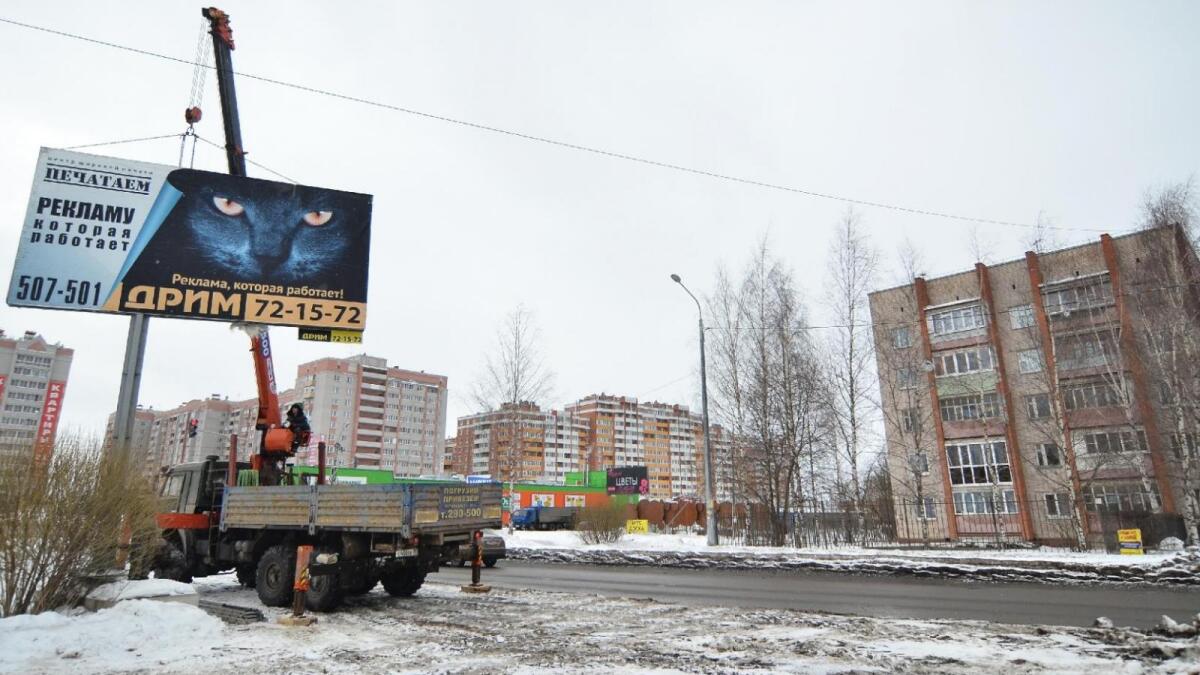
[303,210,333,227]
[213,197,244,216]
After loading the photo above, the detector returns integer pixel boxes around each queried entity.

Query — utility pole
[671,274,719,546]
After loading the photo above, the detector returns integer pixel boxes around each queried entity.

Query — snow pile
[501,530,1200,586]
[87,578,195,602]
[0,600,223,674]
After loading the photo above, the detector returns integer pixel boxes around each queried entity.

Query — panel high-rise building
[114,353,449,477]
[0,329,73,461]
[453,394,728,500]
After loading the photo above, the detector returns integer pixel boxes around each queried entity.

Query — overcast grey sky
[1,1,1196,438]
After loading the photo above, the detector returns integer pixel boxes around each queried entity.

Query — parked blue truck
[511,505,578,530]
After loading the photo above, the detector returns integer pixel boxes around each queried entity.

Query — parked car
[450,534,506,568]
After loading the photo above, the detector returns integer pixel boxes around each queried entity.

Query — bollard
[279,545,318,626]
[460,530,491,594]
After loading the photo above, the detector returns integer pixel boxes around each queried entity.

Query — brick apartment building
[0,330,73,461]
[111,354,448,476]
[452,394,728,500]
[870,227,1200,544]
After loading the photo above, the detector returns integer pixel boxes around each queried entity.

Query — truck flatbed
[221,483,503,536]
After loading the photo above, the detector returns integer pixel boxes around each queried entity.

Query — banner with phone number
[7,148,372,331]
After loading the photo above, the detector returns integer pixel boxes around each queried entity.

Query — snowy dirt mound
[0,599,223,674]
[508,544,1200,587]
[87,578,196,602]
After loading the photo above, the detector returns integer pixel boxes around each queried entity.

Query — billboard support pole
[112,312,149,459]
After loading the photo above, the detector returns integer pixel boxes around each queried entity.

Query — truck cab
[151,455,250,581]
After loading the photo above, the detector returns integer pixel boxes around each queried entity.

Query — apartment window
[1170,433,1200,459]
[939,393,1002,422]
[1010,304,1035,329]
[909,452,930,474]
[1043,276,1113,317]
[1074,429,1147,456]
[953,489,1018,515]
[915,497,937,520]
[1017,349,1044,374]
[934,346,994,377]
[901,408,919,433]
[891,326,913,349]
[1025,393,1052,420]
[1083,483,1160,513]
[928,304,986,337]
[945,440,1011,485]
[1054,331,1117,371]
[1036,443,1063,467]
[1062,378,1123,411]
[1044,493,1072,518]
[898,367,921,390]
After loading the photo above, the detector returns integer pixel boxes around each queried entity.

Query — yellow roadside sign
[626,519,649,534]
[1117,528,1143,555]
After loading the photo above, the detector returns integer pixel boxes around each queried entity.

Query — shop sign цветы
[8,148,373,331]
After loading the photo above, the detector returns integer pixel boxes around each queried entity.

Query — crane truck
[142,327,502,611]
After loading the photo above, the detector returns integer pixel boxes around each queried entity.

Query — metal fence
[653,498,1188,552]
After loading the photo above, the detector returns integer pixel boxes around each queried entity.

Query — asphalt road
[437,560,1200,629]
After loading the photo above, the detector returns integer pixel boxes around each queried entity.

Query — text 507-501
[13,275,102,307]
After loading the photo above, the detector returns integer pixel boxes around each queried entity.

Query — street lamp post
[671,274,719,546]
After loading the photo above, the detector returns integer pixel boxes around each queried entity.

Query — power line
[0,15,1107,233]
[705,277,1200,332]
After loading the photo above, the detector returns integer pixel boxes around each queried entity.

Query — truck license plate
[394,548,418,558]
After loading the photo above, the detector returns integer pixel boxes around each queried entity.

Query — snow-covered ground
[2,572,1198,674]
[500,531,1200,586]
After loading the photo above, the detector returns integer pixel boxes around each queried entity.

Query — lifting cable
[178,17,209,168]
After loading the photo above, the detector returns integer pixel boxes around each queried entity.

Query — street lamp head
[670,273,682,283]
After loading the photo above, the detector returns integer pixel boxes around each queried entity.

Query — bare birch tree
[872,245,939,545]
[1133,181,1200,544]
[824,208,878,537]
[707,240,826,545]
[473,305,554,485]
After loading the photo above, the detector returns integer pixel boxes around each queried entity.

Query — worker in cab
[285,403,312,451]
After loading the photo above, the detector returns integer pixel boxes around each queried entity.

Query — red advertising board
[33,379,66,462]
[0,375,6,402]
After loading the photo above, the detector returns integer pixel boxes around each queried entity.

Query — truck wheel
[305,549,343,612]
[236,564,256,588]
[381,568,426,597]
[255,544,295,607]
[483,558,498,569]
[154,542,192,583]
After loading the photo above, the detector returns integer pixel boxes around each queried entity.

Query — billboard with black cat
[7,148,372,331]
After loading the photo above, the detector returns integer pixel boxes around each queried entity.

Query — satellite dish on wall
[921,360,935,373]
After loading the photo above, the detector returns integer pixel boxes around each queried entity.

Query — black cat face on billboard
[7,149,373,331]
[128,170,370,291]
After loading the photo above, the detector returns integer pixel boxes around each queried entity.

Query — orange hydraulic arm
[248,326,298,463]
[250,326,281,430]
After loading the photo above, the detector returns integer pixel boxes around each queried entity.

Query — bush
[0,435,159,616]
[575,502,627,545]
